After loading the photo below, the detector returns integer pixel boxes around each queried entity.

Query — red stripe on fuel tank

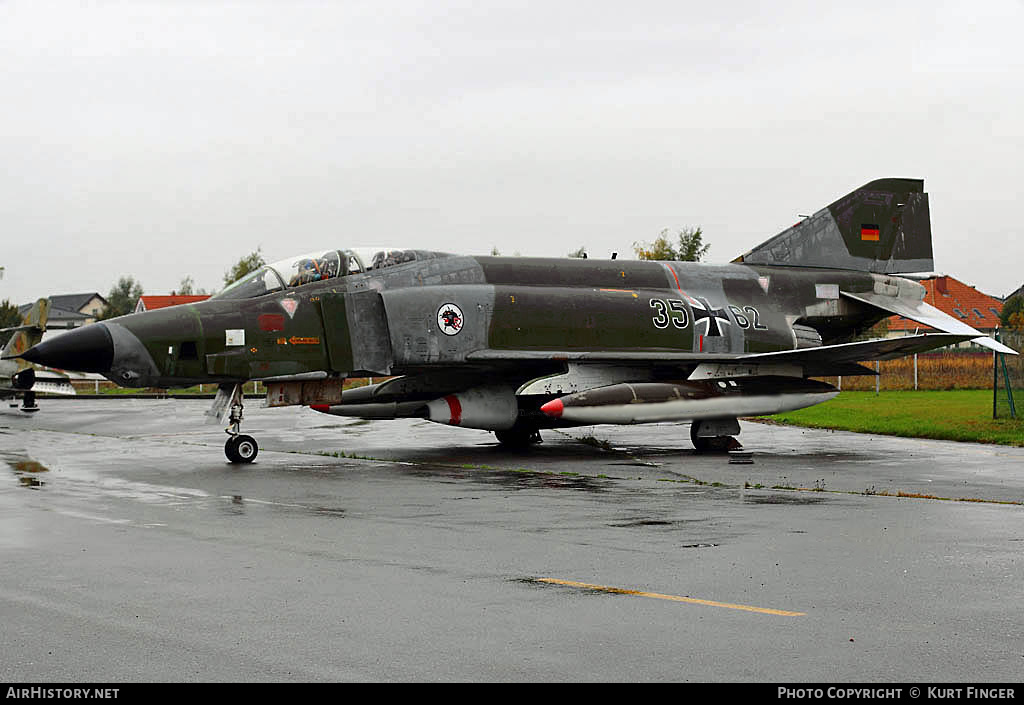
[444,395,462,426]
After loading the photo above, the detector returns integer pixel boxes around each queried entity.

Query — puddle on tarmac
[2,453,50,490]
[404,465,610,493]
[312,506,346,517]
[744,493,830,505]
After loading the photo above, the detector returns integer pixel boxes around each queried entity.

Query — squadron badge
[436,303,464,336]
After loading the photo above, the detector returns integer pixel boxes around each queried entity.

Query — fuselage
[20,250,894,390]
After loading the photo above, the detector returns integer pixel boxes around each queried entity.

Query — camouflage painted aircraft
[1,299,76,411]
[7,178,1017,461]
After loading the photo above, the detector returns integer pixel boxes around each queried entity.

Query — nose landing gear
[225,432,258,464]
[209,383,259,464]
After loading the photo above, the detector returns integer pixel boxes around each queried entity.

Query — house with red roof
[886,275,1004,346]
[134,295,211,313]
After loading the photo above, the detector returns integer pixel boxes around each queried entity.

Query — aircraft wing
[467,332,974,380]
[737,333,975,365]
[466,349,736,363]
[467,332,973,366]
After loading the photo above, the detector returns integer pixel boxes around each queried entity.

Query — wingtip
[973,337,1019,355]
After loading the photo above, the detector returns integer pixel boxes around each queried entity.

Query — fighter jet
[8,178,1017,461]
[1,299,76,411]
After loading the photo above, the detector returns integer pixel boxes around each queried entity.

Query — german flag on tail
[860,224,880,241]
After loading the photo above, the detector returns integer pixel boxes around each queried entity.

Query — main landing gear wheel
[495,428,542,448]
[225,434,259,464]
[690,419,742,453]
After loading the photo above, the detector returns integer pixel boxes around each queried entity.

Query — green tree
[1000,295,1023,329]
[176,276,207,296]
[633,227,709,262]
[0,299,20,348]
[567,246,588,258]
[98,277,144,320]
[223,248,266,287]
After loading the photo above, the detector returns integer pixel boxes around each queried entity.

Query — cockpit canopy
[212,248,446,300]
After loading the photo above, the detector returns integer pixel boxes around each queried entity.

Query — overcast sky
[1,0,1022,307]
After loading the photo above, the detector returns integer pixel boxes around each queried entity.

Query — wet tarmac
[0,398,1022,681]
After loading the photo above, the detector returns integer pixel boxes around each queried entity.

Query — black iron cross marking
[691,297,731,337]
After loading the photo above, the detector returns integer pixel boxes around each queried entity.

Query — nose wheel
[215,383,259,464]
[225,434,259,463]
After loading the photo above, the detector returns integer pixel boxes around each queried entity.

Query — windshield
[213,267,285,300]
[213,248,414,300]
[275,250,344,288]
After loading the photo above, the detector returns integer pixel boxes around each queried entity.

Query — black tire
[690,422,738,453]
[692,435,733,452]
[21,391,38,413]
[233,435,258,463]
[225,436,241,463]
[225,435,258,463]
[495,428,541,448]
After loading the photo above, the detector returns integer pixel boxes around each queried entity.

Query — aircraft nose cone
[19,323,114,373]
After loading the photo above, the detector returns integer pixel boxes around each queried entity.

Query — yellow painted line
[536,578,805,616]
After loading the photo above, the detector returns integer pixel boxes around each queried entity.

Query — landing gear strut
[220,384,258,464]
[690,418,741,453]
[20,391,39,413]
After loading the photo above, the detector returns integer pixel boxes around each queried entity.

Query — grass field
[766,390,1024,447]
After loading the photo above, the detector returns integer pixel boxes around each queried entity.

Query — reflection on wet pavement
[2,452,49,490]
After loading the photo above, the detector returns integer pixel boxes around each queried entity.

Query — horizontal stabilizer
[0,323,42,334]
[842,291,1018,355]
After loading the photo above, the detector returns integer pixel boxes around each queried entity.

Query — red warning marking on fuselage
[259,314,285,332]
[662,262,683,292]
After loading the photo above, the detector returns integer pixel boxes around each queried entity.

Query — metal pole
[875,360,880,395]
[914,354,918,391]
[993,346,998,420]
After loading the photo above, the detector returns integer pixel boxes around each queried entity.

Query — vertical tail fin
[735,178,933,274]
[1,298,49,364]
